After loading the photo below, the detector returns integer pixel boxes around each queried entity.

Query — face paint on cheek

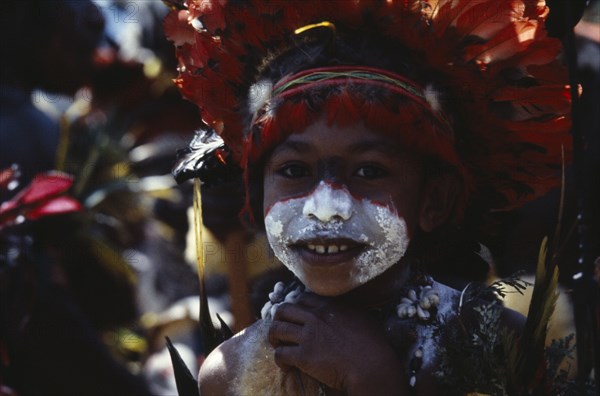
[264,198,306,278]
[264,186,411,295]
[352,202,411,284]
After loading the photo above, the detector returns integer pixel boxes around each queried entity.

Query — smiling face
[263,119,427,296]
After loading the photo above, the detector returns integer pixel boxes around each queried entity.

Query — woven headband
[269,66,452,132]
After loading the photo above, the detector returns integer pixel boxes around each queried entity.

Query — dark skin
[261,120,438,297]
[199,118,521,394]
[200,119,447,394]
[260,120,451,394]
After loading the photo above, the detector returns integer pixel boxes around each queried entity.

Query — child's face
[263,119,425,296]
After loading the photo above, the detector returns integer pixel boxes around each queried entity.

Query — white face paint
[264,181,411,296]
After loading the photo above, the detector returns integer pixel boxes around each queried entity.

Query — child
[165,1,572,394]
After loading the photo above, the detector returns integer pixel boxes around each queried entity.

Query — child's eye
[278,163,310,178]
[354,165,388,179]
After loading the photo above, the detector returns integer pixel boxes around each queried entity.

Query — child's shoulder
[198,320,267,394]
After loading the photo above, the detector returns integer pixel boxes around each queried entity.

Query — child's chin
[299,276,361,297]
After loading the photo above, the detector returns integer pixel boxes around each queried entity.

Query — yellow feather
[193,178,204,278]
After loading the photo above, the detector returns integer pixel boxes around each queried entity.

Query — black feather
[172,127,241,186]
[165,336,200,396]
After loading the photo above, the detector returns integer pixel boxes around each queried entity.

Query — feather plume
[490,38,563,73]
[193,178,232,355]
[506,236,560,392]
[165,337,199,396]
[464,20,542,65]
[423,84,443,113]
[163,10,196,46]
[493,85,571,121]
[248,79,273,116]
[455,0,524,40]
[165,0,571,210]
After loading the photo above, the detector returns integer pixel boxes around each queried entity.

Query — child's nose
[302,181,353,222]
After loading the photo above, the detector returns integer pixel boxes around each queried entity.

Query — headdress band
[270,66,452,132]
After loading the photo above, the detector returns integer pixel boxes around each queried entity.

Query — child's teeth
[306,244,351,254]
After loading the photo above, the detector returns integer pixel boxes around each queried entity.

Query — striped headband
[269,66,452,132]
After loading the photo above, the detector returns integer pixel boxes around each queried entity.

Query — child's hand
[267,292,409,394]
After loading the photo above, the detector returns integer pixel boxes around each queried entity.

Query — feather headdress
[164,0,571,212]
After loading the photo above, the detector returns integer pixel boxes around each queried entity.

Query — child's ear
[419,172,460,232]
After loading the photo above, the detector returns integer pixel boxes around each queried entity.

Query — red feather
[464,19,541,65]
[7,173,73,206]
[26,196,82,220]
[493,85,571,120]
[0,173,81,226]
[455,0,524,40]
[163,10,196,46]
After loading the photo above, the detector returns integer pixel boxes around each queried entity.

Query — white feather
[424,84,443,114]
[248,79,273,115]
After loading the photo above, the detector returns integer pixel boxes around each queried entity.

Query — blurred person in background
[0,1,155,395]
[0,0,104,183]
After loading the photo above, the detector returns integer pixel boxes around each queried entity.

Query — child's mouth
[291,239,366,264]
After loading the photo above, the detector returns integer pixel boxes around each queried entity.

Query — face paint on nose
[264,181,411,296]
[302,182,353,222]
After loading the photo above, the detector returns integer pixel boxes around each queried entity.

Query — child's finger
[295,292,329,309]
[272,301,315,324]
[268,320,303,346]
[273,344,306,371]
